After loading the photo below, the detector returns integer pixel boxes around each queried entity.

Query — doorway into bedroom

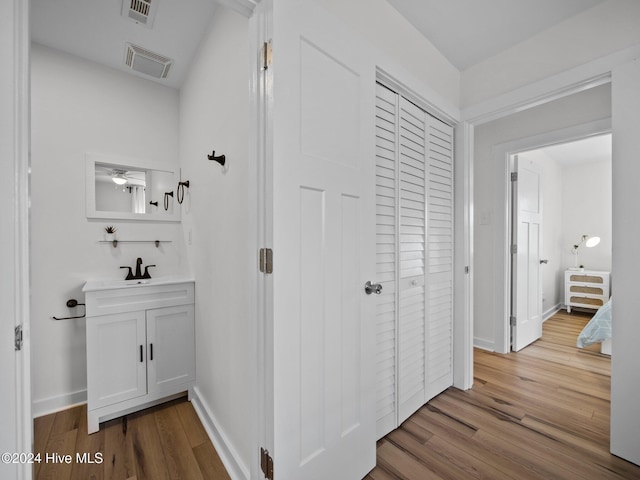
[509,133,612,352]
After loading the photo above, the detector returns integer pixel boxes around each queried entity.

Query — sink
[83,275,194,292]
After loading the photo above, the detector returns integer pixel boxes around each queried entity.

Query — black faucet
[120,257,156,280]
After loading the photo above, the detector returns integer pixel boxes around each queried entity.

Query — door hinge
[510,316,516,326]
[511,244,517,254]
[260,447,274,480]
[259,248,273,274]
[511,172,518,182]
[464,266,470,274]
[261,41,273,71]
[15,324,23,351]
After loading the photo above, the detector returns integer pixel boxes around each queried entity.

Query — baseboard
[190,386,250,480]
[543,304,562,322]
[32,389,87,418]
[474,337,495,351]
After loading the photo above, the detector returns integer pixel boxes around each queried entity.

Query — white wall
[561,159,612,274]
[461,0,640,108]
[519,150,564,317]
[30,44,186,415]
[473,84,611,351]
[316,0,460,113]
[178,6,253,476]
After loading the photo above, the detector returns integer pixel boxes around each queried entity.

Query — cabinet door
[146,304,195,394]
[86,311,147,408]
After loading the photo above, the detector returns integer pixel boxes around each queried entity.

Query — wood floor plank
[376,440,445,480]
[37,429,77,480]
[33,410,55,479]
[192,441,232,480]
[70,404,104,480]
[175,400,209,449]
[128,410,171,480]
[102,417,139,480]
[153,404,205,480]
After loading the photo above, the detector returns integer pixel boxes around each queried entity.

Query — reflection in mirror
[86,153,180,222]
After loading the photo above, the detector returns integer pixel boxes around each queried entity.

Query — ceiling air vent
[125,43,172,79]
[122,0,158,28]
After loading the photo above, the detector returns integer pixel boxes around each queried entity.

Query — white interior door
[267,0,376,478]
[511,154,543,351]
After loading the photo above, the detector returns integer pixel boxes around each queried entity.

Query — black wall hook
[149,200,158,207]
[164,191,174,211]
[208,150,226,166]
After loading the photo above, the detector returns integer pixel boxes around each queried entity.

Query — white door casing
[1,1,30,479]
[511,155,543,352]
[267,0,376,478]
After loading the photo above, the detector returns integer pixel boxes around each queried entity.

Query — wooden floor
[34,310,640,480]
[366,310,640,480]
[33,397,231,480]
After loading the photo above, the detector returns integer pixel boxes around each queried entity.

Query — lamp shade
[585,236,600,248]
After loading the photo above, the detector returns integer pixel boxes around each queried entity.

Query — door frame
[489,119,612,353]
[2,1,31,479]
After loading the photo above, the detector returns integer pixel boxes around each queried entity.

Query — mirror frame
[85,152,181,222]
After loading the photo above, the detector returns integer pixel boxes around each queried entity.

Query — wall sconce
[569,234,600,270]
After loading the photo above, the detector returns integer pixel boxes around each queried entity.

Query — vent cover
[124,43,172,79]
[122,0,157,28]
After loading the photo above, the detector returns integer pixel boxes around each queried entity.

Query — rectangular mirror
[86,152,181,222]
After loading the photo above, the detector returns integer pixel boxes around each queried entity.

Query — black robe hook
[208,150,226,166]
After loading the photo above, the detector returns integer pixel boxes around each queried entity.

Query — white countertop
[82,275,195,292]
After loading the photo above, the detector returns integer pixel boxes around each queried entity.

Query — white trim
[376,67,459,126]
[191,387,250,480]
[453,121,473,390]
[542,304,562,322]
[492,119,612,353]
[14,1,31,479]
[31,390,87,419]
[216,0,260,18]
[461,43,640,124]
[473,338,495,352]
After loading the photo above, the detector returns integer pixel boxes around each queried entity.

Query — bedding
[577,297,612,348]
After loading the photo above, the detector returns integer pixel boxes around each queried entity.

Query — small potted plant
[104,225,117,242]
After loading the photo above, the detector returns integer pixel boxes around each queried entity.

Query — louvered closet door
[374,83,453,440]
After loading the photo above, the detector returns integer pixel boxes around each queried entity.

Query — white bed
[577,297,612,355]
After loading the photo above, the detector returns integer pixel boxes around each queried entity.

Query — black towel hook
[208,150,226,166]
[52,299,86,320]
[177,180,190,204]
[164,191,174,211]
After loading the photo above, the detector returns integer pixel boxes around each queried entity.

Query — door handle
[364,281,383,295]
[540,259,549,264]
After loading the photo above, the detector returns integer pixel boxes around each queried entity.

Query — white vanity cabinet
[565,270,610,313]
[83,279,195,433]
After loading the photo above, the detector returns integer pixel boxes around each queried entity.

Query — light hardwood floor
[33,397,231,480]
[366,309,640,479]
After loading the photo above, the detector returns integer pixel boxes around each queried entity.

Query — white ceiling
[387,0,605,70]
[31,0,607,87]
[31,0,218,88]
[528,134,612,167]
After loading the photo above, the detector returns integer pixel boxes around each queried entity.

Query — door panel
[270,0,376,478]
[374,83,454,439]
[512,155,543,351]
[86,311,147,408]
[147,305,195,394]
